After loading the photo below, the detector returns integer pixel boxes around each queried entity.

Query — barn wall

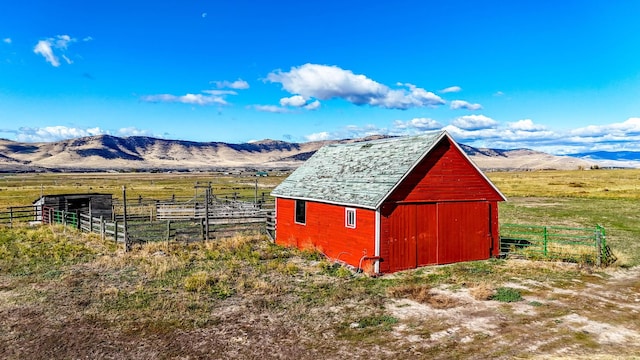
[379,201,497,273]
[436,201,491,264]
[387,137,504,203]
[275,198,376,269]
[490,202,500,257]
[37,194,113,219]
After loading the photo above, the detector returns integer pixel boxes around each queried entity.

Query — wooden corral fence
[78,212,127,243]
[0,206,38,227]
[156,199,265,220]
[3,187,276,251]
[265,210,275,241]
[41,207,127,243]
[500,223,616,266]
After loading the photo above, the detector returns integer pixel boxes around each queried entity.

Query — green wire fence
[500,223,615,266]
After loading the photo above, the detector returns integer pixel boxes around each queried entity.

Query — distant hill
[0,134,601,172]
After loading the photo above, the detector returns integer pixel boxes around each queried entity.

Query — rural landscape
[3,1,640,359]
[1,161,640,359]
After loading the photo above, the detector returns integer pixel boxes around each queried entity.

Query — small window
[295,200,306,224]
[345,208,356,228]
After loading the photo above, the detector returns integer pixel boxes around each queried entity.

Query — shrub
[491,287,523,302]
[184,271,212,292]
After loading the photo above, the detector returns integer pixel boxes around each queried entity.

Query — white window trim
[345,207,356,229]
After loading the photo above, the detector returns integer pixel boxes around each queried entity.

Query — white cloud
[34,40,59,67]
[33,35,79,67]
[2,38,11,44]
[117,127,154,137]
[393,118,442,131]
[62,54,73,65]
[304,100,321,110]
[305,124,392,142]
[569,117,640,137]
[212,79,249,89]
[202,12,208,18]
[300,117,640,156]
[141,91,232,105]
[451,114,498,130]
[508,119,547,131]
[253,105,291,113]
[203,89,238,96]
[15,126,107,142]
[450,100,482,110]
[305,132,331,141]
[494,91,505,97]
[278,96,321,110]
[266,63,444,110]
[54,34,74,49]
[83,36,93,42]
[280,95,307,107]
[440,86,461,93]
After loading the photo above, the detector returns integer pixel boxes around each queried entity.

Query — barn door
[388,205,417,272]
[416,204,438,266]
[437,202,491,264]
[388,204,437,272]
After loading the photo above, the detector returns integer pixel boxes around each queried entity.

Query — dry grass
[2,170,640,358]
[1,226,640,358]
[387,283,464,309]
[488,168,640,199]
[469,282,495,300]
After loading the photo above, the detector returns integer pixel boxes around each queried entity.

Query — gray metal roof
[272,130,450,209]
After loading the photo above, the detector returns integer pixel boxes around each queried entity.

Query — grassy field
[0,171,287,207]
[1,169,640,358]
[487,169,640,267]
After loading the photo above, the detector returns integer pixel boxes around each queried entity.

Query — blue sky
[1,1,640,154]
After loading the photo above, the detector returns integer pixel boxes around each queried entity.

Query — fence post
[204,188,210,241]
[596,225,603,267]
[114,220,118,243]
[543,226,548,257]
[123,186,130,252]
[9,207,13,228]
[100,216,105,241]
[89,203,93,233]
[166,220,171,242]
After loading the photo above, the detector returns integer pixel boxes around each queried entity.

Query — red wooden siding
[489,202,500,257]
[275,198,376,268]
[381,201,495,272]
[387,137,503,203]
[385,203,438,272]
[436,202,490,264]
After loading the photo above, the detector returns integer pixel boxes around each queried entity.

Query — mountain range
[0,134,626,173]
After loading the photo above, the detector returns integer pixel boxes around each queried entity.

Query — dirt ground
[1,260,639,359]
[386,263,640,359]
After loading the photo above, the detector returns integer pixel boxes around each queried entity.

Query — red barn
[271,131,506,274]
